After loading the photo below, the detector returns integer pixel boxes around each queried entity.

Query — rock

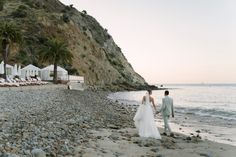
[23,150,31,156]
[109,133,120,140]
[107,124,120,129]
[196,130,201,133]
[161,138,178,149]
[74,146,82,154]
[186,136,192,140]
[2,153,19,157]
[197,134,202,139]
[150,148,159,152]
[100,149,107,153]
[199,153,212,157]
[133,138,161,147]
[133,133,139,137]
[31,149,46,157]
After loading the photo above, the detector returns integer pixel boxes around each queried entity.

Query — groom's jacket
[159,96,174,116]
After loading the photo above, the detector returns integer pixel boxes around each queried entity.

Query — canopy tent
[13,64,18,76]
[0,61,17,78]
[6,64,14,78]
[18,65,21,76]
[41,65,68,81]
[0,61,4,75]
[21,64,41,79]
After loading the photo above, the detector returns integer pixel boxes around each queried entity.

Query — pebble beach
[0,85,235,157]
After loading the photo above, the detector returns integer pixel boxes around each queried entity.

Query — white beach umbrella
[18,65,21,76]
[13,64,18,76]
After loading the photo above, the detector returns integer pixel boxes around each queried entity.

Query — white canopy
[13,64,18,76]
[21,64,41,78]
[18,65,21,76]
[41,65,68,81]
[41,65,67,73]
[21,64,41,71]
[0,61,4,74]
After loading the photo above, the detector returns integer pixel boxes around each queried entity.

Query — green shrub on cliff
[21,0,34,7]
[12,5,28,18]
[62,13,70,23]
[0,0,6,11]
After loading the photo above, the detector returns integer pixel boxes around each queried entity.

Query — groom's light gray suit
[159,95,174,134]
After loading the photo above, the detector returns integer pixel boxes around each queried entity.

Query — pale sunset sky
[60,0,236,84]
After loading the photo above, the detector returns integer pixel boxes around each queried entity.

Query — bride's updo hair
[147,89,152,95]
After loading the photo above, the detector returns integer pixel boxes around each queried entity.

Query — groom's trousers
[163,115,172,133]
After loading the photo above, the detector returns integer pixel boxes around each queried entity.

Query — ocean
[108,84,236,146]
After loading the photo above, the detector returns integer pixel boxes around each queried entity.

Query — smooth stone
[31,149,46,157]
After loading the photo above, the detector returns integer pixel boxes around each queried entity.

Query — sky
[60,0,236,84]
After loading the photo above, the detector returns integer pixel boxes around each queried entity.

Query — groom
[157,90,174,137]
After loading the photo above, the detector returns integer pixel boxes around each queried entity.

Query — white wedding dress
[133,94,161,139]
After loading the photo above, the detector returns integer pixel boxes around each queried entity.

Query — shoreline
[108,89,236,147]
[0,86,235,156]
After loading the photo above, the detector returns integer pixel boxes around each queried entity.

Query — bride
[133,89,161,139]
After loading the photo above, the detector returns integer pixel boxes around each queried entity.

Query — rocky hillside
[0,0,150,90]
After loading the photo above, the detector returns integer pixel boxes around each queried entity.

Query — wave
[183,99,236,105]
[175,107,236,121]
[108,93,236,121]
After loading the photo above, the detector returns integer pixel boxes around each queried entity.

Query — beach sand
[0,85,235,156]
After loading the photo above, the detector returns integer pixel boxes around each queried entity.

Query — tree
[40,38,73,83]
[0,22,22,79]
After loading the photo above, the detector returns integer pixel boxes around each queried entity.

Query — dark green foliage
[62,13,70,23]
[21,0,34,7]
[81,54,86,58]
[12,5,28,18]
[0,22,22,44]
[81,10,87,17]
[14,48,40,67]
[106,52,124,70]
[18,5,28,10]
[0,22,22,79]
[82,26,87,31]
[82,10,87,15]
[108,53,115,58]
[40,38,73,83]
[67,67,79,75]
[62,5,72,13]
[116,47,121,52]
[0,0,6,11]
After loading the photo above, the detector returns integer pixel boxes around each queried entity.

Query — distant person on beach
[157,90,174,137]
[133,89,161,139]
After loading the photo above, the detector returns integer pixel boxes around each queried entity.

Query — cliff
[0,0,150,90]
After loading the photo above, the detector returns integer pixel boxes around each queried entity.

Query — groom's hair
[165,90,169,95]
[147,89,152,95]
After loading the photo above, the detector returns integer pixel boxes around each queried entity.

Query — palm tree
[40,38,73,83]
[0,22,22,79]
